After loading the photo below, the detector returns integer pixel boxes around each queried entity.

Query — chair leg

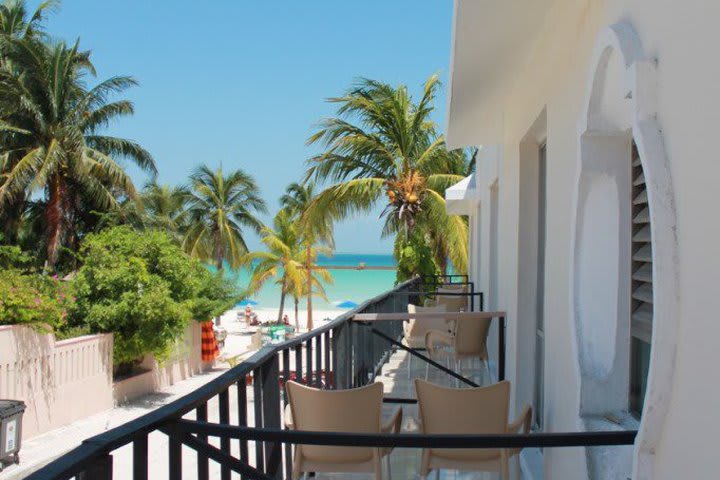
[386,455,392,479]
[435,468,440,480]
[407,351,412,379]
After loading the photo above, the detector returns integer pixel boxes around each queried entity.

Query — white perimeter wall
[456,0,720,478]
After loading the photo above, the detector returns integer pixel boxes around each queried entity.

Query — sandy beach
[217,307,346,361]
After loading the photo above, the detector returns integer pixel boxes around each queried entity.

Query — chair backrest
[435,286,469,312]
[406,304,449,340]
[415,379,510,461]
[453,316,491,358]
[285,381,383,463]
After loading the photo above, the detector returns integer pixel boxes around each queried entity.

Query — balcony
[25,277,635,480]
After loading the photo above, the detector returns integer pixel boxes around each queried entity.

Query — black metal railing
[26,275,637,480]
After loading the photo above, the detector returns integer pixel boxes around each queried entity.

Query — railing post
[195,403,209,480]
[133,434,148,480]
[323,331,331,388]
[315,334,322,388]
[261,354,282,479]
[348,321,355,387]
[294,344,302,385]
[253,366,265,471]
[281,349,293,479]
[79,453,113,480]
[332,326,341,388]
[168,422,182,480]
[305,339,313,385]
[219,388,231,480]
[334,323,350,389]
[471,282,475,311]
[237,377,249,479]
[499,315,506,382]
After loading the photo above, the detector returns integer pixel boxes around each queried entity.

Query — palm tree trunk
[46,176,65,269]
[278,288,287,322]
[294,296,299,331]
[214,236,223,325]
[306,243,313,332]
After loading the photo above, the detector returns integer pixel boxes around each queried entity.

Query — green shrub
[71,226,238,370]
[0,269,74,330]
[394,227,439,283]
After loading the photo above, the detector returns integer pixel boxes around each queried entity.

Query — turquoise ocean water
[225,253,397,310]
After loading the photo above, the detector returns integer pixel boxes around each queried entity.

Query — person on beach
[244,305,253,326]
[282,314,290,326]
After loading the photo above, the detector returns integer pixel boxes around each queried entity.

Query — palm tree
[140,181,189,239]
[305,75,468,275]
[280,181,333,330]
[0,0,55,40]
[248,209,331,327]
[0,0,56,243]
[182,165,266,270]
[0,38,156,268]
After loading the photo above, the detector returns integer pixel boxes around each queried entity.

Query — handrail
[175,420,638,449]
[353,311,506,321]
[355,310,508,382]
[26,278,420,480]
[25,276,638,480]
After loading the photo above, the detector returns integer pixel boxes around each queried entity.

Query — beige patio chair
[425,314,491,385]
[415,379,532,480]
[285,381,403,480]
[424,285,469,312]
[404,304,449,379]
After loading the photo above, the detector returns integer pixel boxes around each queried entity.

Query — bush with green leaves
[0,268,75,330]
[394,227,439,283]
[71,226,238,370]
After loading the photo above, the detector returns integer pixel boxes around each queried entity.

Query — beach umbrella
[236,299,259,308]
[335,300,359,309]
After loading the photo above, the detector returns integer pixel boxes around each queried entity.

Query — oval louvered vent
[631,144,653,343]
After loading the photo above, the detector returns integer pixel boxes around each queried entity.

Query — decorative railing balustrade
[26,276,637,480]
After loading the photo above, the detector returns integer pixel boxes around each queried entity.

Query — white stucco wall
[450,0,720,478]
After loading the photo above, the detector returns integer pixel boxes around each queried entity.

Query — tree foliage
[182,165,266,270]
[70,226,238,369]
[305,75,470,277]
[247,209,331,325]
[0,1,155,269]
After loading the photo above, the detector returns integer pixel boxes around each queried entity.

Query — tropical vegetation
[304,75,472,280]
[69,226,238,372]
[0,0,475,352]
[247,207,331,328]
[182,165,266,270]
[0,243,75,330]
[278,181,333,330]
[0,19,156,269]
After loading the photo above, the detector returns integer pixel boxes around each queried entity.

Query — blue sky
[36,1,454,253]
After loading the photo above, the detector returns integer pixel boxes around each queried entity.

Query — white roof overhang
[445,173,478,215]
[445,0,554,148]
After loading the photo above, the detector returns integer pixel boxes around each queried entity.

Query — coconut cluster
[382,171,426,230]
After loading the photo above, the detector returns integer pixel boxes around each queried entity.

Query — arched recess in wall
[571,23,679,480]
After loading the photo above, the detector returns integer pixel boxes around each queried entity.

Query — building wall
[456,0,720,478]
